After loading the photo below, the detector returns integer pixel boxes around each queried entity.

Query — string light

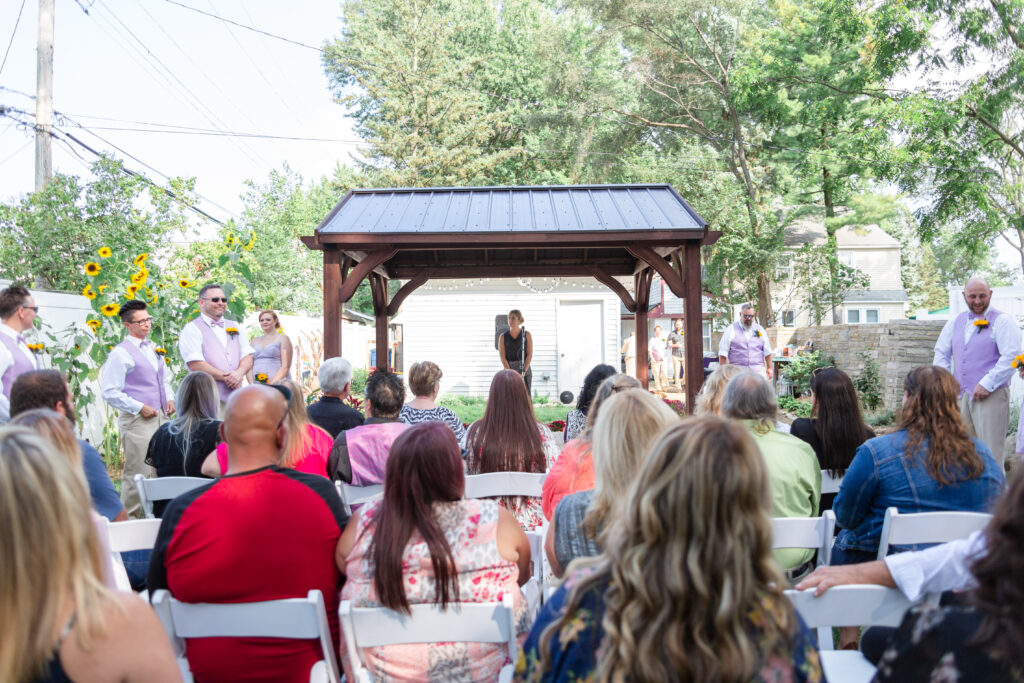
[417,277,609,293]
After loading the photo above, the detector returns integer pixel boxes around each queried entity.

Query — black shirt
[306,396,365,440]
[145,419,220,517]
[790,417,875,511]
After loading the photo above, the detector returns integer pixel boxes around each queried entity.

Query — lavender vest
[0,332,38,399]
[191,318,242,402]
[117,339,168,414]
[727,322,767,367]
[951,308,1008,397]
[345,422,410,486]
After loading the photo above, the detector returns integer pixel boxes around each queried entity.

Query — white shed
[392,277,621,400]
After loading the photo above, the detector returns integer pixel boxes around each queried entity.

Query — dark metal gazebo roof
[303,183,720,411]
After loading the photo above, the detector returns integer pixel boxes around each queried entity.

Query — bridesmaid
[248,309,292,384]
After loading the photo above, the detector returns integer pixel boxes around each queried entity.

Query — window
[774,256,794,281]
[866,309,879,324]
[838,251,855,267]
[780,309,795,327]
[847,309,860,324]
[846,308,881,325]
[703,322,712,353]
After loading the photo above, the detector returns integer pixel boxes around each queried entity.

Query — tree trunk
[757,270,773,327]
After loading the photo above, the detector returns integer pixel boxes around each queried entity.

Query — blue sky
[0,0,360,225]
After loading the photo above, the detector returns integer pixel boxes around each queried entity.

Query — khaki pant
[672,356,684,388]
[624,357,636,377]
[958,386,1009,468]
[118,410,167,518]
[650,358,666,391]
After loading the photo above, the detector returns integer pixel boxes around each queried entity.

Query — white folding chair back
[786,585,914,683]
[877,507,991,559]
[464,472,545,499]
[134,474,210,519]
[339,595,516,683]
[104,518,162,592]
[151,589,339,683]
[772,512,836,567]
[335,481,384,515]
[820,470,842,495]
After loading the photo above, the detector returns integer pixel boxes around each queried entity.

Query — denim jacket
[833,430,1004,555]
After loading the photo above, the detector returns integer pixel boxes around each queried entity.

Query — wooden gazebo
[301,184,720,412]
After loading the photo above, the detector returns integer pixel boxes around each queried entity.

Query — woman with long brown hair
[831,365,1004,647]
[517,416,824,682]
[465,369,559,530]
[337,422,531,681]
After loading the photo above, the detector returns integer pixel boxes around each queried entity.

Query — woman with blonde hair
[205,379,332,477]
[0,426,179,683]
[545,389,678,576]
[519,416,824,682]
[248,308,292,384]
[399,360,466,440]
[694,362,748,416]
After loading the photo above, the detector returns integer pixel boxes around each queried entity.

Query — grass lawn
[446,401,570,426]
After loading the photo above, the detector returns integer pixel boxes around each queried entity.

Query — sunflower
[97,246,112,258]
[84,262,101,276]
[126,284,139,298]
[178,278,193,289]
[86,319,102,333]
[100,303,120,317]
[130,268,148,285]
[98,283,109,294]
[224,233,235,246]
[81,283,96,300]
[243,233,256,251]
[134,253,148,267]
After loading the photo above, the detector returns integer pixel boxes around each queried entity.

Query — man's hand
[766,365,773,380]
[223,371,243,389]
[164,400,176,416]
[139,405,158,419]
[795,561,895,597]
[972,384,991,402]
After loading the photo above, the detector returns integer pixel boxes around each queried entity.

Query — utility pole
[35,0,54,191]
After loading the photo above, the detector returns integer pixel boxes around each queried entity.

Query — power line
[0,0,27,77]
[0,138,32,167]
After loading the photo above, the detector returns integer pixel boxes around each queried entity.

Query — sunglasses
[21,305,39,312]
[203,297,228,303]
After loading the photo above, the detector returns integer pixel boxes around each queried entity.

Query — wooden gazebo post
[633,269,653,390]
[683,242,704,410]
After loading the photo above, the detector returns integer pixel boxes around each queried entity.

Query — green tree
[0,156,197,290]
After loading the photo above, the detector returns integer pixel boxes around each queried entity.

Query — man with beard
[10,369,126,521]
[934,277,1019,467]
[718,303,773,378]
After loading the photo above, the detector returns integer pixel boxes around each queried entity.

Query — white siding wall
[393,278,620,398]
[843,247,902,290]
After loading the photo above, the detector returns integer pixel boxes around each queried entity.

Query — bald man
[934,278,1020,466]
[148,386,348,681]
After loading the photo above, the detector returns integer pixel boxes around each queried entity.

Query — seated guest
[149,385,347,683]
[0,426,179,683]
[721,372,820,577]
[337,422,531,681]
[10,369,126,521]
[518,417,824,681]
[145,371,221,493]
[693,363,746,416]
[307,357,364,439]
[205,379,332,478]
[546,389,678,576]
[790,367,875,510]
[328,368,408,484]
[399,361,466,441]
[542,373,641,521]
[562,364,617,443]
[800,469,1024,680]
[465,369,560,530]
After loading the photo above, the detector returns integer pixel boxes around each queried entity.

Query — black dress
[145,419,220,516]
[502,329,532,393]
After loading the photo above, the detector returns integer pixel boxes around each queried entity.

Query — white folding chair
[786,585,913,683]
[521,526,548,612]
[772,511,836,644]
[463,472,546,499]
[134,474,210,519]
[876,507,991,559]
[339,595,517,683]
[820,470,842,496]
[151,589,339,683]
[335,481,384,516]
[104,518,162,593]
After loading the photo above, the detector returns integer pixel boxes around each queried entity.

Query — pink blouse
[216,424,331,477]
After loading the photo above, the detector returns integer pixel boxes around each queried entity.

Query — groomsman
[934,277,1019,466]
[177,283,253,407]
[718,303,773,378]
[0,285,40,423]
[100,300,176,517]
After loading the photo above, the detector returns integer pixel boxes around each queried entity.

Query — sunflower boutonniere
[973,319,990,333]
[26,342,44,354]
[1012,354,1024,369]
[153,347,167,357]
[754,329,762,338]
[225,327,239,337]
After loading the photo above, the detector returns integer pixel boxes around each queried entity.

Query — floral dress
[514,568,824,683]
[341,498,529,682]
[464,422,559,531]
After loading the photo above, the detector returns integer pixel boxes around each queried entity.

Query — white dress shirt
[100,335,176,414]
[648,335,667,361]
[0,323,36,422]
[718,323,774,359]
[883,530,985,601]
[933,308,1020,392]
[177,313,254,365]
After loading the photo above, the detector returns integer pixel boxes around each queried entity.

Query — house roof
[835,224,900,248]
[783,215,827,247]
[843,290,909,303]
[781,211,900,250]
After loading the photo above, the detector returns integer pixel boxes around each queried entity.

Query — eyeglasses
[21,305,39,313]
[203,297,228,303]
[741,314,755,319]
[128,317,155,325]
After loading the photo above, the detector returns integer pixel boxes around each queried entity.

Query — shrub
[781,351,834,397]
[778,396,812,418]
[855,350,883,411]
